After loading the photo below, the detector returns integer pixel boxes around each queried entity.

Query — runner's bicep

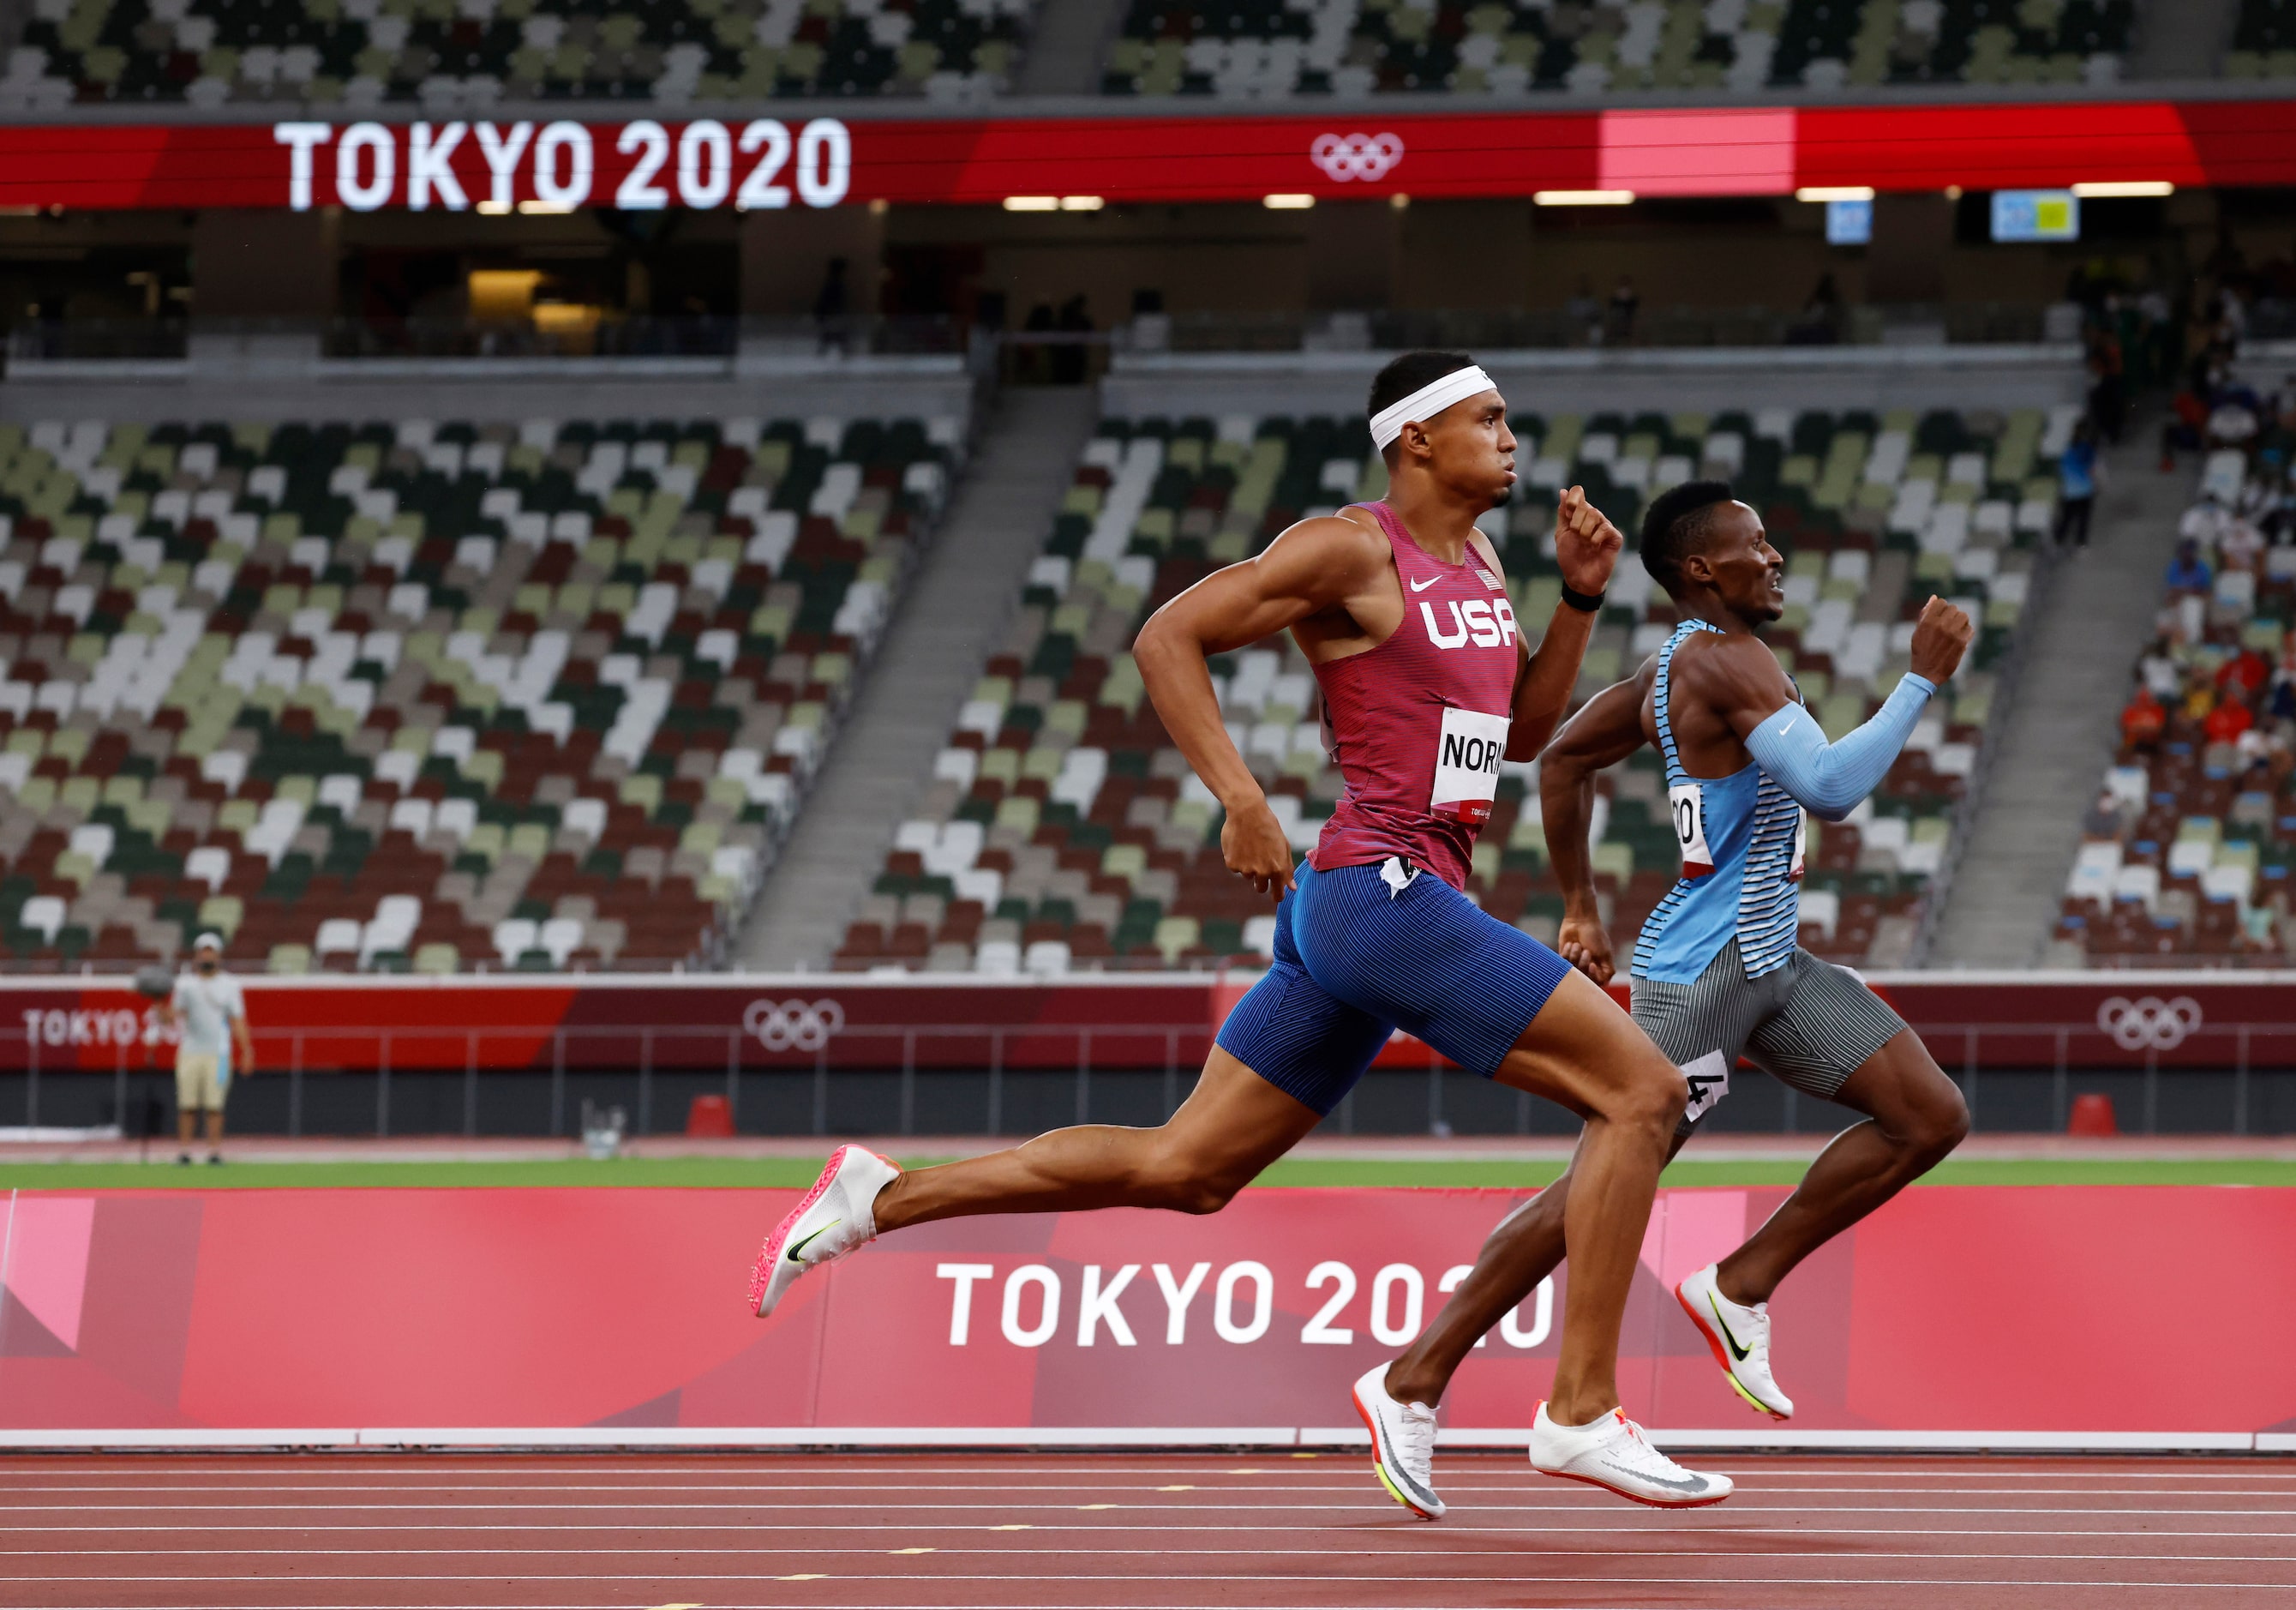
[1144,520,1381,654]
[1692,641,1800,740]
[1544,676,1649,771]
[1142,561,1326,656]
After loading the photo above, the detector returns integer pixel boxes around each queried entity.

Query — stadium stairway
[738,388,1097,970]
[2129,0,2235,77]
[1928,407,2195,968]
[1016,0,1127,93]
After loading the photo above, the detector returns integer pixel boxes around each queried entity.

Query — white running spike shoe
[1675,1263,1795,1420]
[750,1144,901,1319]
[1352,1363,1444,1520]
[1529,1401,1734,1508]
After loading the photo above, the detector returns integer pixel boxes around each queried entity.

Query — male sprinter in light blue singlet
[1355,480,1976,1515]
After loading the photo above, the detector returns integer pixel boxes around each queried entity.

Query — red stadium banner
[0,99,2293,213]
[0,1185,2287,1448]
[3,972,2292,1074]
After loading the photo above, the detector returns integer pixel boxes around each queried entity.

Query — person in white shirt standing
[159,933,255,1165]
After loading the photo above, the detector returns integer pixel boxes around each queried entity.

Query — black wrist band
[1560,582,1606,613]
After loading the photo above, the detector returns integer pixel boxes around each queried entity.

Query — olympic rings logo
[2095,995,2203,1051]
[1310,131,1405,183]
[744,997,846,1052]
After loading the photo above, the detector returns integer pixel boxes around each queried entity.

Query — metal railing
[322,314,741,361]
[5,319,189,362]
[1123,302,2055,356]
[9,1013,2295,1138]
[2,303,2071,375]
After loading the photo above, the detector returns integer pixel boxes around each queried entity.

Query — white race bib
[1669,782,1716,877]
[1431,706,1509,823]
[1789,808,1807,882]
[1681,1049,1730,1123]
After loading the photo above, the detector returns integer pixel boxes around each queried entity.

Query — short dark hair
[1367,350,1477,422]
[1639,479,1738,593]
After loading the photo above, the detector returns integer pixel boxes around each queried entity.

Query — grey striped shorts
[1630,939,1909,1136]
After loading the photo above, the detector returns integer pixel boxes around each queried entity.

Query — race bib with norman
[1431,706,1509,823]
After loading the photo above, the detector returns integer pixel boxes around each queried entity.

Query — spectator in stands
[2054,418,2099,547]
[2119,685,2167,752]
[1566,276,1603,346]
[2082,785,2126,838]
[2206,689,2257,748]
[2271,637,2296,722]
[1053,294,1094,386]
[2137,286,2178,390]
[1787,273,1840,345]
[1607,274,1640,345]
[2164,538,2214,595]
[2213,638,2268,698]
[2181,492,2234,549]
[2137,634,2183,701]
[2221,510,2267,574]
[813,257,852,356]
[2163,384,2210,471]
[2181,664,2219,728]
[158,934,255,1166]
[2209,395,2261,450]
[2221,641,2272,705]
[2086,326,2125,443]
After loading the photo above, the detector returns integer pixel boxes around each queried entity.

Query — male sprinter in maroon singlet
[750,351,1729,1508]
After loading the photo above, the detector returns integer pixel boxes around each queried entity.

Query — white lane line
[5,1523,2293,1540]
[9,1462,2285,1480]
[11,1572,2293,1589]
[1,1601,2274,1610]
[6,1501,2289,1517]
[9,1546,2296,1565]
[7,1483,2291,1499]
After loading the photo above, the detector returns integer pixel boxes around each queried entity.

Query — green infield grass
[0,1155,2292,1191]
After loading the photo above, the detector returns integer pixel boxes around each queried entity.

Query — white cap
[193,932,224,952]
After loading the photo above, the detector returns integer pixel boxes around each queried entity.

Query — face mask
[198,960,218,974]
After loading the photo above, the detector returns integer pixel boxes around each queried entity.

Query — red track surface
[4,1451,2294,1609]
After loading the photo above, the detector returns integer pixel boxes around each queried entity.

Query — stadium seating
[0,410,959,973]
[0,0,1034,110]
[840,400,2066,976]
[1099,0,2138,99]
[2227,0,2296,79]
[2054,446,2296,967]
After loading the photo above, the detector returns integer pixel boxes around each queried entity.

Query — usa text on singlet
[1307,500,1521,892]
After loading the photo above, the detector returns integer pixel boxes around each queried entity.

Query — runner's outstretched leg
[872,1049,1321,1230]
[1713,1030,1967,1305]
[1384,1122,1693,1407]
[1483,969,1687,1427]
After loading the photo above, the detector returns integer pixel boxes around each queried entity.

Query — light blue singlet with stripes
[1631,619,1806,985]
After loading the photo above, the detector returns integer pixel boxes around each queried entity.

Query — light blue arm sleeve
[1741,674,1937,823]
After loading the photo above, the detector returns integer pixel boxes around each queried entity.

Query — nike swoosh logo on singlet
[1409,575,1440,592]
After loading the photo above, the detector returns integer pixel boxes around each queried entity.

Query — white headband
[1368,364,1497,451]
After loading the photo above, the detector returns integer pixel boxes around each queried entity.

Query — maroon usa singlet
[1306,500,1522,891]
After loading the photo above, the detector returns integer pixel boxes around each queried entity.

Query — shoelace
[1393,1400,1437,1482]
[1618,1415,1695,1480]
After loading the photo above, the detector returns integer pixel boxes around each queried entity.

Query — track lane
[3,1453,2290,1610]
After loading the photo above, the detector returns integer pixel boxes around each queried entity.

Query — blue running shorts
[1215,857,1575,1115]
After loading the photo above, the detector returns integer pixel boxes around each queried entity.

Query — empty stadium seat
[836,399,2057,974]
[1100,0,2137,98]
[2227,0,2296,78]
[0,409,960,972]
[2,0,1034,108]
